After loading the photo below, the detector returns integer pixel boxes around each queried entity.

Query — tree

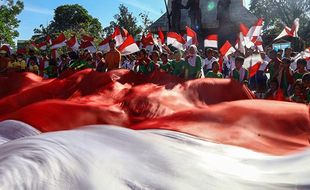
[103,4,142,38]
[33,4,102,40]
[250,0,310,46]
[139,11,154,34]
[0,0,24,46]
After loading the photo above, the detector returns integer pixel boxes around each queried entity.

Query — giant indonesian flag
[118,35,140,55]
[0,70,310,189]
[167,32,186,50]
[204,34,218,48]
[51,33,67,49]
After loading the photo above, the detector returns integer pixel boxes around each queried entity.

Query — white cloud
[24,5,53,15]
[118,0,161,16]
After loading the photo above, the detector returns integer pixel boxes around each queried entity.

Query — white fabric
[1,122,310,189]
[204,57,217,70]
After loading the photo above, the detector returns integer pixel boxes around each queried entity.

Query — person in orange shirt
[105,39,121,71]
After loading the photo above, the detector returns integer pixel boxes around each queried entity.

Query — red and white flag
[118,35,140,56]
[167,32,186,50]
[185,26,198,46]
[204,34,218,48]
[158,27,165,44]
[66,36,80,51]
[82,35,95,42]
[255,36,264,52]
[38,42,47,51]
[246,18,264,43]
[46,35,52,45]
[112,27,125,47]
[122,28,129,39]
[220,40,236,57]
[243,54,263,78]
[80,41,97,53]
[98,37,111,53]
[51,33,67,50]
[274,18,300,41]
[141,32,155,52]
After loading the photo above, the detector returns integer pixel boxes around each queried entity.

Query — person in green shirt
[170,50,186,78]
[206,61,223,79]
[159,53,171,73]
[147,51,161,74]
[293,59,308,81]
[184,45,202,80]
[302,73,310,104]
[231,56,249,83]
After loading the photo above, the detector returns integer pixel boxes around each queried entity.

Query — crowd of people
[0,38,309,104]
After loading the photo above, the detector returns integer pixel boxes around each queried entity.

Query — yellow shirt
[29,65,39,72]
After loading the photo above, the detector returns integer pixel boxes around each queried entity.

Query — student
[205,61,223,79]
[27,57,39,75]
[302,73,310,104]
[105,39,121,71]
[148,51,161,73]
[159,53,171,73]
[135,49,150,73]
[290,79,306,103]
[184,45,202,80]
[170,50,186,78]
[279,58,294,97]
[293,59,308,81]
[95,51,106,72]
[266,50,282,81]
[230,56,249,83]
[265,79,285,101]
[203,48,217,75]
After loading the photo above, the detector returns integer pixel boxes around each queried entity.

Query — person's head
[282,57,292,68]
[235,56,245,70]
[151,51,160,61]
[28,49,35,56]
[161,52,168,62]
[174,50,183,61]
[212,61,220,73]
[269,79,279,91]
[68,51,79,60]
[28,57,37,66]
[212,50,219,58]
[277,52,282,59]
[302,73,310,88]
[61,54,68,62]
[205,48,213,58]
[96,51,103,60]
[109,39,116,49]
[139,49,148,59]
[189,45,198,56]
[284,47,292,57]
[260,52,266,60]
[297,59,307,71]
[269,50,277,59]
[17,53,24,61]
[293,79,304,95]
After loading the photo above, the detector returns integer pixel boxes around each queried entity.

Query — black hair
[235,56,245,63]
[297,58,307,66]
[302,73,310,83]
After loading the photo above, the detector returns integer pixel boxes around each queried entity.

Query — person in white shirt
[203,48,217,75]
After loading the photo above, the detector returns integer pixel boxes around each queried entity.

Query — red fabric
[0,70,309,156]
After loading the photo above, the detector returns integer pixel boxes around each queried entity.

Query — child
[170,50,186,78]
[302,73,310,104]
[27,58,39,75]
[293,59,308,81]
[160,53,171,73]
[205,61,223,79]
[290,79,306,103]
[231,56,249,83]
[265,79,285,101]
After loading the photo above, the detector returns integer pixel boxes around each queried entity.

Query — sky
[16,0,250,40]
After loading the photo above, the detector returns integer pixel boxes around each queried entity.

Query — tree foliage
[103,4,142,38]
[250,0,310,44]
[0,0,24,45]
[33,4,102,41]
[139,11,153,34]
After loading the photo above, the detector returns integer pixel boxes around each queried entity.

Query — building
[149,0,257,48]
